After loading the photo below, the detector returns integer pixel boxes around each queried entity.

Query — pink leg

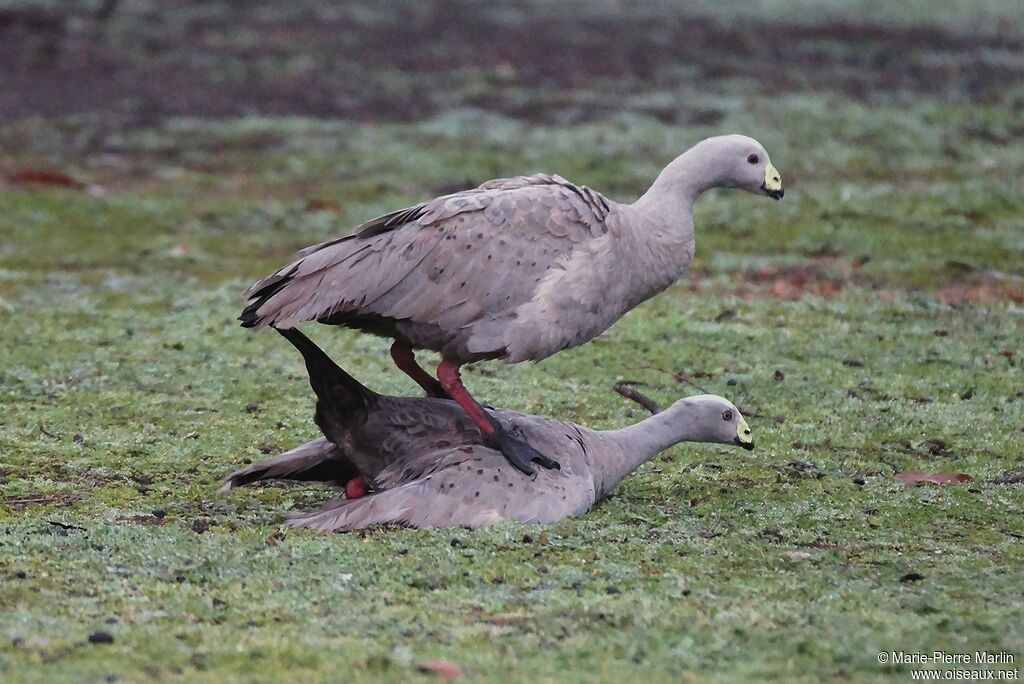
[436,360,559,476]
[436,360,498,437]
[390,341,450,399]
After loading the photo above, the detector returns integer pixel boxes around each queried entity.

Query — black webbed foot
[486,423,560,478]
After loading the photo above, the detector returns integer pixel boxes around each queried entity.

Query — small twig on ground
[735,406,764,418]
[613,381,661,414]
[48,520,86,532]
[5,494,81,507]
[636,364,713,395]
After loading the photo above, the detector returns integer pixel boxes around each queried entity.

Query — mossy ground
[1,2,1023,682]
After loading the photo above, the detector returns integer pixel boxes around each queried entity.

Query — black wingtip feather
[238,267,299,328]
[225,457,355,489]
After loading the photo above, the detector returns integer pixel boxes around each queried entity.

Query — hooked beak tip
[736,437,755,451]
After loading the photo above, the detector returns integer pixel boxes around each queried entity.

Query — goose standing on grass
[241,134,782,476]
[220,329,754,531]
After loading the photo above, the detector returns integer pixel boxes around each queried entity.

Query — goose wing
[284,441,595,531]
[240,175,614,359]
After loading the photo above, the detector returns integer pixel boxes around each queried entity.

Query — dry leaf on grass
[9,169,86,189]
[305,199,344,213]
[894,471,972,485]
[417,660,464,679]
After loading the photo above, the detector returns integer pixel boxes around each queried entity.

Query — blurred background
[2,0,1022,124]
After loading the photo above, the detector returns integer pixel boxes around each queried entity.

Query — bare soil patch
[696,259,1024,303]
[1,1,1020,123]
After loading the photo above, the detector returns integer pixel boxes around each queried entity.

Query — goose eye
[722,409,733,421]
[747,154,759,165]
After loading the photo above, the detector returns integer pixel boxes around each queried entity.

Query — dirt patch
[691,258,859,300]
[698,260,1023,303]
[0,1,1020,123]
[935,280,1024,305]
[730,262,851,300]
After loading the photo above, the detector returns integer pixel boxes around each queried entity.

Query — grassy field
[2,1,1023,682]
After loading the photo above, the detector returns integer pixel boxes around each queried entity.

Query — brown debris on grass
[697,259,1023,304]
[8,169,85,189]
[735,263,848,301]
[894,471,973,485]
[417,660,464,679]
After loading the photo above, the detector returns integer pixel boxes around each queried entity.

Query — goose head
[639,134,785,208]
[668,394,755,450]
[695,134,784,200]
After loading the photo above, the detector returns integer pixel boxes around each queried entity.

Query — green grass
[2,3,1024,682]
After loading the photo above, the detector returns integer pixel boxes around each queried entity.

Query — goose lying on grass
[221,329,754,531]
[240,135,782,476]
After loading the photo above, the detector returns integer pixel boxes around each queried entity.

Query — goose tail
[274,327,376,409]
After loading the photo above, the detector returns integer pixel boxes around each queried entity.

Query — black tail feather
[275,327,375,408]
[226,453,356,489]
